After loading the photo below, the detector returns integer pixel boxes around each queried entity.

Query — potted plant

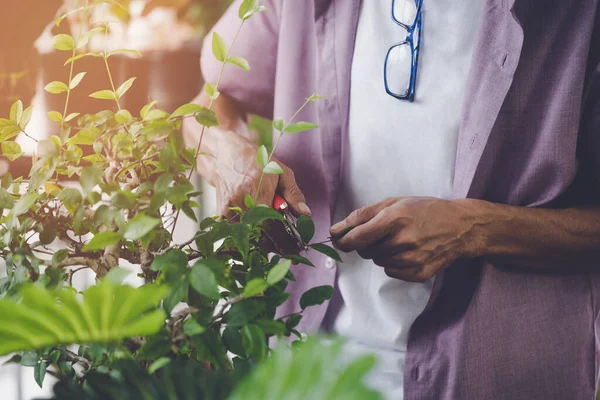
[0,1,382,398]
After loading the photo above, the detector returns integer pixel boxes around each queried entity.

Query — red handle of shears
[273,194,288,211]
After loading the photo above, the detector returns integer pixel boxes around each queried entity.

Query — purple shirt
[202,0,600,398]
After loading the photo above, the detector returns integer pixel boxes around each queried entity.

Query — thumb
[278,167,311,217]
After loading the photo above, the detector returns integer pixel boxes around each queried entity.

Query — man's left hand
[330,197,487,282]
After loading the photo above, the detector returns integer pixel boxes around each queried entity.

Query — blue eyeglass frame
[384,0,424,102]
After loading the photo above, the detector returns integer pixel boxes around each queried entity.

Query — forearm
[182,92,249,186]
[471,200,600,269]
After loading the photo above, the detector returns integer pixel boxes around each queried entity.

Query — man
[183,0,600,398]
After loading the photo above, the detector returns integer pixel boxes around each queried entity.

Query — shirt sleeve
[201,0,280,119]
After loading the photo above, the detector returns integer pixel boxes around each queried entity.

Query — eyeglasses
[384,0,423,102]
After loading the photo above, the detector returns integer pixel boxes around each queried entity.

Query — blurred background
[0,0,232,397]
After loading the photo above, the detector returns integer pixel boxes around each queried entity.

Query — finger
[333,208,393,253]
[383,267,426,282]
[330,200,391,238]
[358,239,415,260]
[278,167,311,217]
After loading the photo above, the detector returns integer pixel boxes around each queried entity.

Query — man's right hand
[210,129,311,221]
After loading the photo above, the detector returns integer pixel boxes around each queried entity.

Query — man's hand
[330,197,486,282]
[210,129,311,220]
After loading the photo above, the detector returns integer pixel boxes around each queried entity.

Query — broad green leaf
[286,121,319,133]
[296,215,315,242]
[57,188,83,214]
[11,191,38,216]
[151,249,187,272]
[231,223,251,258]
[64,112,80,122]
[89,90,117,101]
[68,128,100,145]
[47,111,63,123]
[83,232,122,251]
[0,188,14,209]
[183,319,206,336]
[116,77,136,98]
[148,357,171,374]
[227,56,250,71]
[190,262,220,299]
[144,108,169,121]
[225,299,265,326]
[238,0,256,19]
[170,103,203,118]
[115,109,133,124]
[285,254,315,267]
[80,165,103,195]
[272,118,285,131]
[310,243,342,262]
[108,48,143,58]
[300,285,334,310]
[194,107,219,127]
[264,161,284,175]
[0,282,167,356]
[244,279,268,298]
[104,267,131,284]
[267,260,292,286]
[241,206,284,225]
[204,83,219,100]
[34,360,47,388]
[140,100,159,119]
[53,34,74,51]
[69,72,86,90]
[244,193,256,209]
[153,173,173,193]
[256,145,268,168]
[241,324,267,362]
[20,106,33,129]
[123,213,161,240]
[211,32,228,62]
[10,100,23,123]
[1,142,23,161]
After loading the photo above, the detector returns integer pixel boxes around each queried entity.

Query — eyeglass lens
[393,0,418,28]
[386,43,412,97]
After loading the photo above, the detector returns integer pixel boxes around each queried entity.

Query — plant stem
[254,96,314,203]
[169,21,246,239]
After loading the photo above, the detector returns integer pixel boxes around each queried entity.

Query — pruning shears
[273,194,306,250]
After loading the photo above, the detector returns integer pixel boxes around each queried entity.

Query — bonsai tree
[0,0,381,398]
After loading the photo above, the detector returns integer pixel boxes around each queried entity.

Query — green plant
[0,0,372,397]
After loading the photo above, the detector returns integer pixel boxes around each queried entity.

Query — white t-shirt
[331,0,484,398]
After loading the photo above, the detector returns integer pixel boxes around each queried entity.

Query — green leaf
[307,94,326,102]
[154,173,173,193]
[241,206,284,225]
[285,254,314,267]
[124,213,161,240]
[272,118,285,132]
[183,319,206,336]
[12,192,38,216]
[194,107,219,127]
[115,109,133,124]
[225,299,265,326]
[47,111,63,123]
[89,90,117,101]
[223,326,245,357]
[108,48,143,58]
[231,223,251,258]
[238,0,256,19]
[190,262,220,299]
[151,249,187,272]
[80,165,103,196]
[34,360,47,387]
[116,77,136,98]
[69,72,86,90]
[310,243,342,262]
[170,103,203,118]
[0,188,14,209]
[1,141,23,161]
[228,337,382,400]
[256,145,268,168]
[211,32,228,62]
[68,128,100,145]
[286,122,319,133]
[19,106,33,129]
[0,282,168,356]
[296,215,315,242]
[264,161,284,175]
[241,324,267,362]
[244,278,268,298]
[64,112,80,122]
[104,267,131,284]
[148,357,171,374]
[204,83,219,100]
[10,100,23,123]
[83,232,122,251]
[227,56,251,71]
[53,34,74,51]
[58,188,82,214]
[300,285,334,310]
[244,193,256,209]
[267,260,292,286]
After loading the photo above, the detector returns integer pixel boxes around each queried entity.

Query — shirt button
[324,257,335,269]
